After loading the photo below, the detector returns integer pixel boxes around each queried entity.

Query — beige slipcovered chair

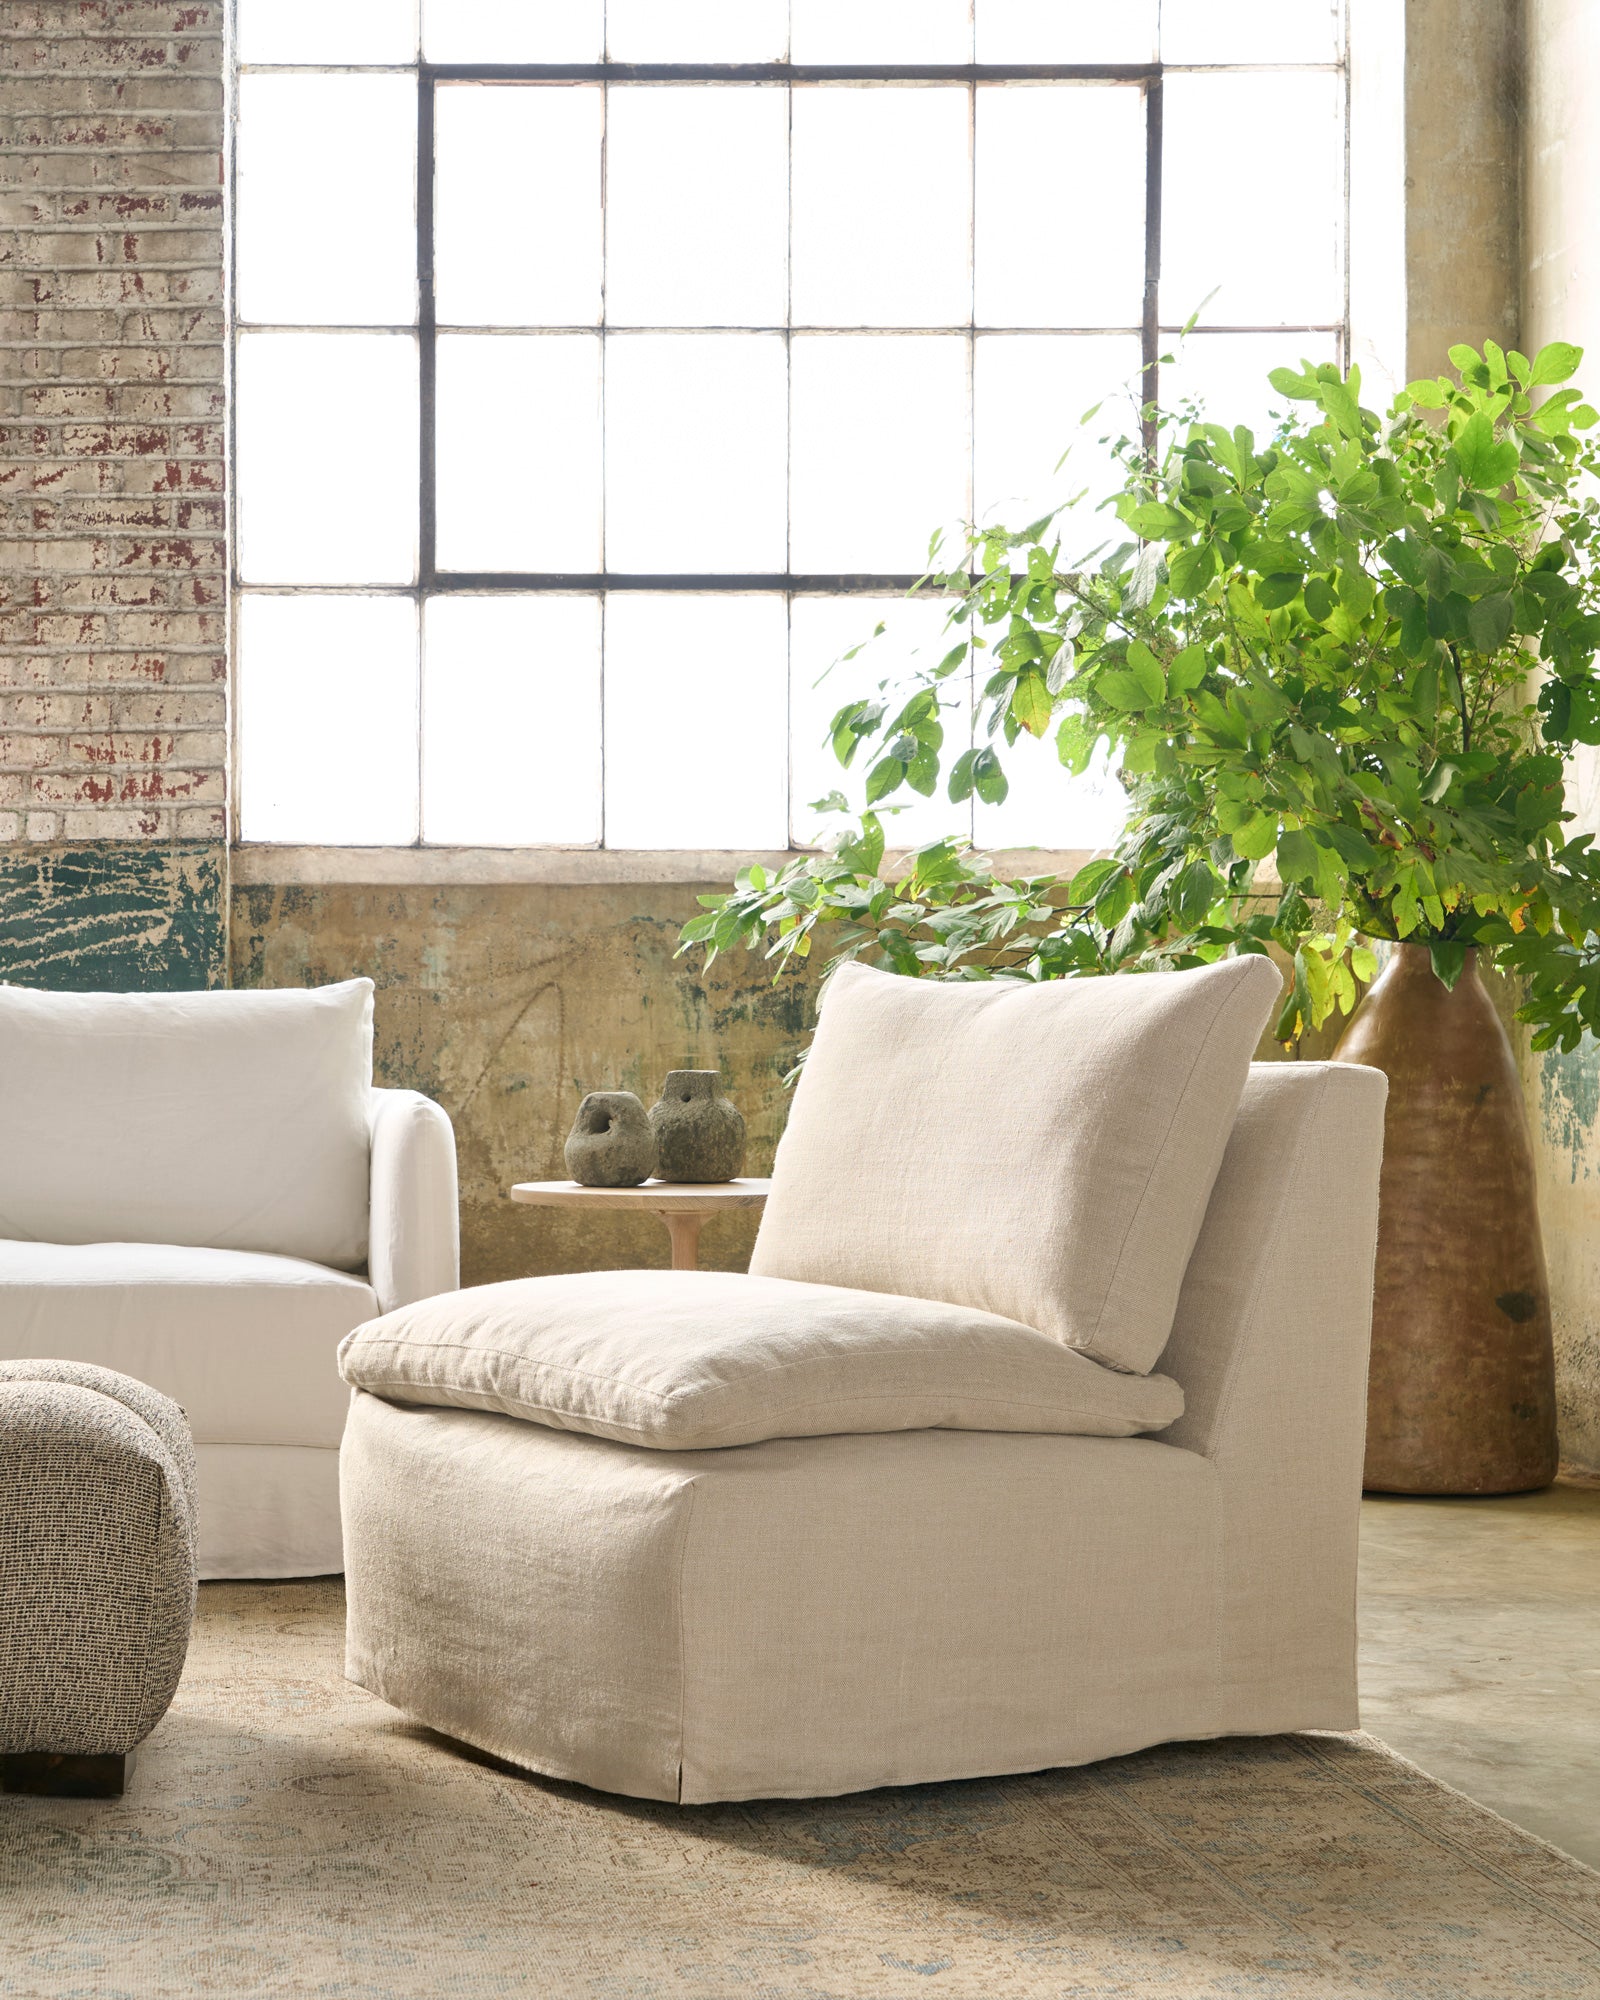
[0,1360,196,1797]
[340,960,1387,1803]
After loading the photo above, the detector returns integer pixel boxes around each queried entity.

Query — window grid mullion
[234,39,1352,851]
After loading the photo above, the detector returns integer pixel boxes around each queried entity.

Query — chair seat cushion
[337,1269,1184,1451]
[0,1240,376,1448]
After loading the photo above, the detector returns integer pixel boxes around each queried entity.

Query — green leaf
[1067,857,1122,903]
[1011,672,1054,737]
[971,747,1009,805]
[835,814,885,878]
[864,756,905,804]
[1126,640,1166,702]
[1530,340,1583,387]
[946,748,979,803]
[1276,828,1320,885]
[1303,575,1335,623]
[1094,668,1152,712]
[1429,940,1468,990]
[1233,812,1279,861]
[1167,644,1206,694]
[1128,501,1193,540]
[1454,411,1519,491]
[1467,591,1515,655]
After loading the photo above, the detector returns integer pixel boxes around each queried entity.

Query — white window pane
[238,0,416,64]
[239,595,418,845]
[423,597,601,845]
[791,336,967,574]
[976,0,1157,61]
[790,596,967,851]
[1160,331,1340,444]
[604,596,787,849]
[1162,73,1343,326]
[792,88,972,329]
[975,729,1128,851]
[236,76,414,326]
[423,0,602,60]
[606,88,787,328]
[976,87,1144,329]
[608,88,788,326]
[605,335,786,573]
[975,333,1142,562]
[1161,0,1342,64]
[435,85,602,327]
[792,0,971,61]
[237,334,418,585]
[607,0,786,60]
[436,335,600,573]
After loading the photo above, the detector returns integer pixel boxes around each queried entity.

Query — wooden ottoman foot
[0,1750,132,1798]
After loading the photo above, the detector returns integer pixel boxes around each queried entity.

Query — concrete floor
[1358,1481,1600,1871]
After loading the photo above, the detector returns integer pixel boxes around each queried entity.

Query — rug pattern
[1,1582,1598,1999]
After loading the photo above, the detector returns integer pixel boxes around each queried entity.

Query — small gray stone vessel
[564,1091,656,1188]
[649,1070,746,1184]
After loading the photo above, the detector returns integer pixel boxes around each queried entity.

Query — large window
[232,1,1348,851]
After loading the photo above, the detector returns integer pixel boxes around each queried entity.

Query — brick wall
[0,0,226,846]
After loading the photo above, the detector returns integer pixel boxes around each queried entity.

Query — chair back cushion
[750,956,1281,1373]
[338,1269,1184,1450]
[0,979,373,1269]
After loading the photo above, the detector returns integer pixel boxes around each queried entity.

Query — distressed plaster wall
[1520,0,1600,1476]
[1403,0,1522,379]
[230,881,820,1287]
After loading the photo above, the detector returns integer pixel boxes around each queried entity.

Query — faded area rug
[2,1583,1599,2000]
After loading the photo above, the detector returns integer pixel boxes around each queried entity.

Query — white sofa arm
[367,1088,460,1314]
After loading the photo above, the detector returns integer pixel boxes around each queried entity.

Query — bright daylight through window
[231,0,1348,851]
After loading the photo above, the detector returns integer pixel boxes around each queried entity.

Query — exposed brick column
[0,0,226,845]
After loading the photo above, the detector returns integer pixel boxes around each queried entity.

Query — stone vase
[1333,943,1558,1494]
[649,1071,746,1184]
[564,1091,656,1188]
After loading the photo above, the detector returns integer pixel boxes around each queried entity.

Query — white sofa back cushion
[751,956,1282,1374]
[0,978,374,1269]
[338,1268,1184,1450]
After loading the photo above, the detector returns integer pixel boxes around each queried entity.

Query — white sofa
[0,980,459,1578]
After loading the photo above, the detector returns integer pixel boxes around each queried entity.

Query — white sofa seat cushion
[751,957,1282,1373]
[337,1269,1184,1450]
[0,978,374,1269]
[0,1241,375,1448]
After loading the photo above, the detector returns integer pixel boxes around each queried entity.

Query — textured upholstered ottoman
[0,1359,198,1797]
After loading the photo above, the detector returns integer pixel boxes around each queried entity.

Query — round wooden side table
[509,1178,772,1271]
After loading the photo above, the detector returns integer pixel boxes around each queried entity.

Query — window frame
[230,34,1352,858]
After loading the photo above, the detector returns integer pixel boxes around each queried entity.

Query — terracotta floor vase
[1334,943,1558,1494]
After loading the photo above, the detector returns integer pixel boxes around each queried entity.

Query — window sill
[228,845,1100,888]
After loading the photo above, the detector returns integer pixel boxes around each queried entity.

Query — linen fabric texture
[749,956,1283,1373]
[339,1269,1184,1451]
[0,978,375,1270]
[340,1059,1388,1803]
[0,1360,197,1757]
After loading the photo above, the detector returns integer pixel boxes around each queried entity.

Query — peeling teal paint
[0,844,226,991]
[1539,1033,1600,1184]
